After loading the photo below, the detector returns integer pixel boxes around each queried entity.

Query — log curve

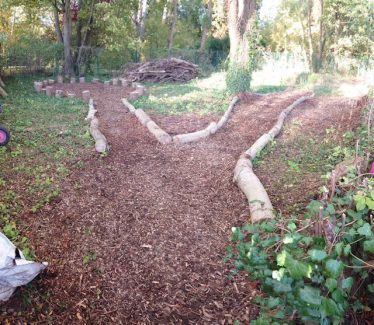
[234,93,315,223]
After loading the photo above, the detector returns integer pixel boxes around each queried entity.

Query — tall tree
[227,0,256,67]
[199,0,212,52]
[167,0,178,51]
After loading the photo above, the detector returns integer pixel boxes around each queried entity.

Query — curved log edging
[122,96,240,145]
[234,93,315,223]
[86,99,108,153]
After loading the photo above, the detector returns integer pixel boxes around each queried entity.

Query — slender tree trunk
[138,0,148,41]
[63,0,74,76]
[53,5,63,43]
[199,0,213,52]
[317,0,325,72]
[227,0,256,68]
[167,0,178,52]
[299,16,312,71]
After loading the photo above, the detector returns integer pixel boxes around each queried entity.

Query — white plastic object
[0,232,47,301]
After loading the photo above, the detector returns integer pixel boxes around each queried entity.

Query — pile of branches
[122,58,198,83]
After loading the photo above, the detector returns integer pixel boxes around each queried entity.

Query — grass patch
[253,85,287,94]
[0,75,92,255]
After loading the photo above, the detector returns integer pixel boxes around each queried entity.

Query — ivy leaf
[278,251,312,279]
[354,194,366,210]
[335,242,343,256]
[341,277,354,291]
[267,296,280,309]
[357,223,372,237]
[308,249,327,261]
[363,240,374,253]
[321,298,340,318]
[343,244,351,256]
[325,278,337,292]
[287,222,297,231]
[272,268,285,281]
[366,198,374,210]
[299,286,322,305]
[325,260,344,278]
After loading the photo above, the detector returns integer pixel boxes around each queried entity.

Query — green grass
[253,85,288,94]
[0,75,92,256]
[132,72,288,115]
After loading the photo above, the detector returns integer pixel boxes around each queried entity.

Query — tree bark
[63,0,74,76]
[199,0,213,52]
[53,3,63,43]
[137,0,148,41]
[227,0,256,68]
[167,0,178,52]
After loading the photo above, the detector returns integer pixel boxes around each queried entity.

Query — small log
[0,76,5,88]
[173,122,217,144]
[104,81,110,88]
[92,78,100,84]
[57,75,64,83]
[233,156,274,223]
[55,90,64,98]
[211,96,239,134]
[46,86,54,97]
[85,98,97,121]
[67,92,76,98]
[0,86,8,97]
[48,79,55,85]
[245,134,272,160]
[120,79,129,87]
[146,121,172,144]
[79,77,85,83]
[43,80,48,87]
[121,98,136,113]
[70,77,76,84]
[128,91,142,101]
[134,109,151,126]
[112,78,119,86]
[34,82,43,93]
[82,90,90,103]
[90,117,108,153]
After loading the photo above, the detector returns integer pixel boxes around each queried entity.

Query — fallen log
[85,98,97,121]
[211,96,239,134]
[121,98,136,113]
[173,122,216,144]
[90,117,108,153]
[134,109,151,126]
[234,93,314,223]
[0,76,5,88]
[0,87,8,97]
[146,121,172,144]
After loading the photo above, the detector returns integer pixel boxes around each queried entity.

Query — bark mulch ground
[1,84,366,324]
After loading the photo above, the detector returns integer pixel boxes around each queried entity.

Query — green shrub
[226,65,252,94]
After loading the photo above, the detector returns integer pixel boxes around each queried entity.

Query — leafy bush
[226,65,252,94]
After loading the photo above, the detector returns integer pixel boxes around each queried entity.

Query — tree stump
[79,77,85,84]
[112,78,119,86]
[57,75,64,83]
[34,82,43,93]
[70,77,76,84]
[120,79,129,87]
[48,79,55,85]
[46,86,54,97]
[82,90,90,103]
[43,80,48,87]
[104,81,110,88]
[55,90,64,98]
[92,78,100,84]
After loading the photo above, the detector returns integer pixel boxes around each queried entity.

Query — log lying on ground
[123,58,198,83]
[0,76,5,88]
[234,93,314,223]
[85,98,97,121]
[122,98,172,145]
[90,117,108,153]
[173,96,240,144]
[0,87,7,97]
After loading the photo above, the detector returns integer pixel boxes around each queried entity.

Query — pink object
[370,162,374,175]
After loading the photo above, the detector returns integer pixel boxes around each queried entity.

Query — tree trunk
[199,0,213,52]
[138,0,148,41]
[63,0,74,76]
[53,4,63,43]
[167,0,178,52]
[227,0,256,68]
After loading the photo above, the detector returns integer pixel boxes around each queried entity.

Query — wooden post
[79,77,85,83]
[48,79,55,85]
[46,86,54,96]
[92,78,100,84]
[57,75,64,83]
[55,90,64,98]
[34,82,43,93]
[104,81,110,88]
[82,90,90,103]
[112,78,119,86]
[70,77,76,84]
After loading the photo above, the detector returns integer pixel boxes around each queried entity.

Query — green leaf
[363,240,374,253]
[276,250,287,266]
[325,278,338,292]
[325,260,344,278]
[341,277,354,291]
[354,194,366,210]
[321,298,340,318]
[308,249,327,261]
[267,296,280,309]
[366,198,374,210]
[357,223,372,237]
[272,268,285,281]
[287,222,297,231]
[343,244,351,256]
[335,242,343,256]
[299,286,322,305]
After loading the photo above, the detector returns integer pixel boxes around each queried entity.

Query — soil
[0,83,367,324]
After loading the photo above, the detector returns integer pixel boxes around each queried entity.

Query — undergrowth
[0,75,91,257]
[228,103,374,324]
